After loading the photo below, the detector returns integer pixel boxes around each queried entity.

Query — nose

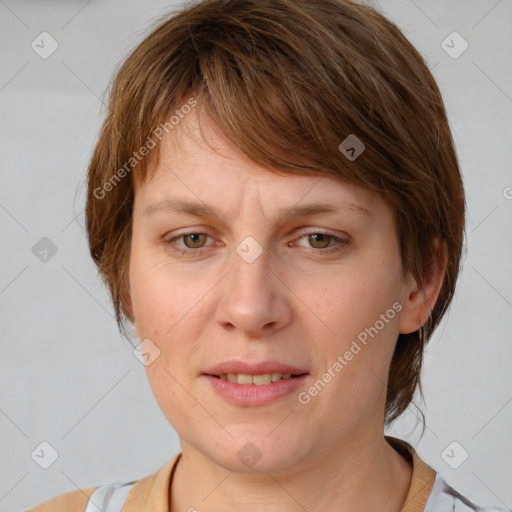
[215,244,293,338]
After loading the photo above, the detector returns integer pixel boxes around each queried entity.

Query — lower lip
[202,374,309,407]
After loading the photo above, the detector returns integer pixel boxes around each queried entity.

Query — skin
[128,109,447,512]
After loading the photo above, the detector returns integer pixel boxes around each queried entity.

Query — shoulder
[24,481,136,512]
[23,453,181,512]
[426,474,511,512]
[24,486,97,512]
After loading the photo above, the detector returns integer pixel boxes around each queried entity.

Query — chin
[203,431,307,474]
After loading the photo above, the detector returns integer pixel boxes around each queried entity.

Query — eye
[181,233,208,249]
[164,230,349,256]
[292,231,349,254]
[165,232,214,253]
[307,233,334,249]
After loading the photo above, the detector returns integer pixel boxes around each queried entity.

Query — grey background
[0,0,511,510]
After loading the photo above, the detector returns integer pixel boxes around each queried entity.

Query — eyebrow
[142,198,372,220]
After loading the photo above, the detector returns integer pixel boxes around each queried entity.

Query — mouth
[206,373,307,385]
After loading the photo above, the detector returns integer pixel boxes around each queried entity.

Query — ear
[398,238,448,335]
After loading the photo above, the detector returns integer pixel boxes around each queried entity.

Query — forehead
[135,109,386,219]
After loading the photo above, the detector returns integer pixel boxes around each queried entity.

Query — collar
[385,435,437,512]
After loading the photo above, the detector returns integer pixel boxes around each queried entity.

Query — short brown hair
[86,0,466,425]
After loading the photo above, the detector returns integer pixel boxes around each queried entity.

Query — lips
[203,371,309,407]
[203,360,309,377]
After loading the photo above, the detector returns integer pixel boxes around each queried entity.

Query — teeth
[237,374,253,384]
[253,374,272,385]
[221,373,294,385]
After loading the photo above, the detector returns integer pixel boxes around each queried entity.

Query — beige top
[27,436,436,512]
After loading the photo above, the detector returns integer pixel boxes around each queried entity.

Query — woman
[26,0,507,510]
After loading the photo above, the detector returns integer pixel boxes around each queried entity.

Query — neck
[169,435,412,512]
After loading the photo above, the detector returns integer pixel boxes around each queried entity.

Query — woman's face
[129,113,417,473]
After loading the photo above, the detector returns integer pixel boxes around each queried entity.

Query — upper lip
[203,360,309,376]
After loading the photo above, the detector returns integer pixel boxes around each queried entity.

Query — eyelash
[164,230,349,256]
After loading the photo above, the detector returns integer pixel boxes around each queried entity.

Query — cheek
[128,249,217,403]
[299,262,402,340]
[129,246,209,337]
[296,262,403,405]
[143,359,195,434]
[131,260,209,425]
